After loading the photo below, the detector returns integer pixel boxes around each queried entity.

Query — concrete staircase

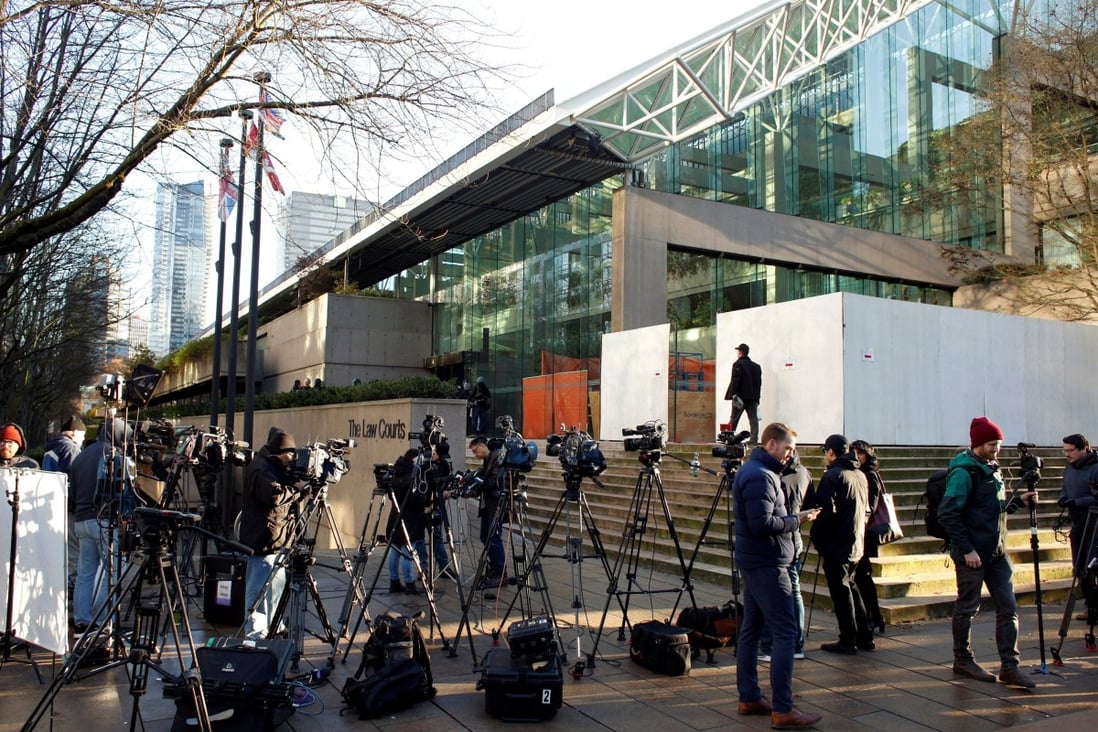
[512,442,1075,624]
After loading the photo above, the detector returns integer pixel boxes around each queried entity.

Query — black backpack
[920,465,980,543]
[341,612,436,719]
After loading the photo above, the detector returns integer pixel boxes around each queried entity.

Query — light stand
[0,470,43,682]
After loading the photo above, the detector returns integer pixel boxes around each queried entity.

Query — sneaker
[758,654,771,662]
[388,579,405,593]
[794,651,806,660]
[478,572,506,590]
[998,666,1036,689]
[404,582,419,595]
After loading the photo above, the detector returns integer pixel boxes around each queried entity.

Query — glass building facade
[378,1,1012,437]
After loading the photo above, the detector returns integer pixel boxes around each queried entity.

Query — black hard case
[476,648,563,722]
[202,553,247,625]
[169,638,295,731]
[506,615,556,661]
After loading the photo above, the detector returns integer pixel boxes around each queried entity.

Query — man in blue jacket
[939,416,1035,689]
[733,422,821,730]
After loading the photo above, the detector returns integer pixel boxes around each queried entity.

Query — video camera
[546,426,606,478]
[1015,442,1043,489]
[622,421,665,453]
[712,430,751,460]
[291,437,355,486]
[409,415,446,448]
[443,469,485,499]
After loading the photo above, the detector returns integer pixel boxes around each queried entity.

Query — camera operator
[386,449,426,593]
[1060,433,1098,621]
[238,428,299,639]
[427,440,455,579]
[69,418,132,632]
[469,435,506,586]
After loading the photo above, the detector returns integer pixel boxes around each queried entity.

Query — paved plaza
[2,543,1097,731]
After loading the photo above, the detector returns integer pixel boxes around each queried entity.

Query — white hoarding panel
[717,295,845,444]
[601,323,670,441]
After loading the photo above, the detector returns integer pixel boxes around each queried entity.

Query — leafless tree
[938,0,1098,320]
[0,218,131,439]
[0,0,507,261]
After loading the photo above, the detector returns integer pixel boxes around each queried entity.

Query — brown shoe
[771,707,822,729]
[1076,610,1090,621]
[952,659,996,682]
[738,698,773,715]
[998,666,1036,689]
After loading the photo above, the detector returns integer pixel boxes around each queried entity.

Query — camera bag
[476,648,563,721]
[629,620,691,676]
[675,601,742,662]
[341,612,436,719]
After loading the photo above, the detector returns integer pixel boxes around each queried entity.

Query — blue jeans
[388,543,416,584]
[245,554,286,639]
[952,553,1020,669]
[74,518,113,627]
[759,558,805,654]
[738,565,798,713]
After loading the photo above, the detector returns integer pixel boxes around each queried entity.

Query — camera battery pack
[506,616,556,662]
[476,648,563,722]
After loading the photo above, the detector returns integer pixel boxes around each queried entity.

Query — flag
[243,121,259,160]
[259,89,286,138]
[217,146,238,222]
[262,151,285,195]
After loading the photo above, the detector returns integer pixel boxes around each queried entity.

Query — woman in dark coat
[851,439,886,633]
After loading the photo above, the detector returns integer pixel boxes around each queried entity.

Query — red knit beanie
[969,417,1004,447]
[0,424,22,448]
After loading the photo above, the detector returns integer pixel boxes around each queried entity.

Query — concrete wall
[258,293,432,391]
[611,186,962,332]
[227,397,467,549]
[715,292,1098,445]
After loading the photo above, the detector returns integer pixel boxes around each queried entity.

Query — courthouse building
[199,0,1091,442]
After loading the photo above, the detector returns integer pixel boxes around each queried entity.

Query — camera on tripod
[494,415,538,473]
[1015,442,1043,489]
[546,427,606,478]
[409,415,446,447]
[132,506,199,550]
[444,469,484,499]
[712,430,751,461]
[291,437,355,486]
[622,421,665,453]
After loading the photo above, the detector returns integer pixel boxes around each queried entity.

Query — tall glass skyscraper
[150,180,209,357]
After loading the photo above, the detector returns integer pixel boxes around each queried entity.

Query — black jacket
[69,425,133,521]
[781,457,812,555]
[725,356,762,403]
[238,447,297,554]
[386,455,428,544]
[1061,450,1098,532]
[807,454,868,562]
[860,461,884,557]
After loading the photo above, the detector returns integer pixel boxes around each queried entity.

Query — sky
[126,0,772,332]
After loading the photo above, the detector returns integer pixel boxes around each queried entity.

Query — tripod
[590,448,697,660]
[22,509,226,732]
[1051,501,1098,665]
[1,470,43,682]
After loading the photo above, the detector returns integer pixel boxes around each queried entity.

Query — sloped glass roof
[568,0,1024,162]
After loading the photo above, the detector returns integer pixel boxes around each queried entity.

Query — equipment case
[168,638,295,731]
[629,620,692,676]
[202,553,247,625]
[476,648,563,722]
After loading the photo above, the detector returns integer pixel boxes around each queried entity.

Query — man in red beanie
[0,422,38,469]
[938,416,1036,689]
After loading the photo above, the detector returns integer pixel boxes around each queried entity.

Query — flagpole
[243,71,271,448]
[221,109,249,531]
[210,136,233,431]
